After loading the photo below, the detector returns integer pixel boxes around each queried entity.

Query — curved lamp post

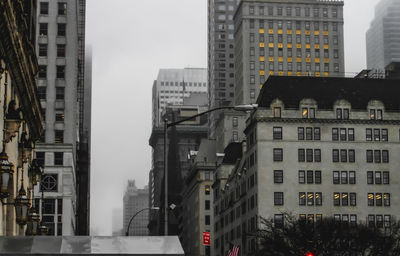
[125,207,160,236]
[163,104,258,235]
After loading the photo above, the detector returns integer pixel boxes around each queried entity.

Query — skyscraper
[366,0,400,70]
[208,0,240,139]
[234,0,345,105]
[123,181,149,236]
[34,0,88,236]
[152,68,207,128]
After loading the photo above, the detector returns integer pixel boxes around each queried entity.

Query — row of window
[250,19,339,33]
[250,34,338,45]
[38,44,66,58]
[38,65,65,79]
[160,81,207,87]
[39,23,67,37]
[254,48,338,59]
[36,152,64,166]
[272,148,389,163]
[273,127,390,142]
[273,170,389,185]
[249,62,337,74]
[273,192,390,207]
[274,214,391,228]
[37,87,65,100]
[248,6,338,19]
[272,107,384,120]
[40,2,67,16]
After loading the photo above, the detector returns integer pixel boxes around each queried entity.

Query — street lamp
[163,104,257,235]
[125,207,160,236]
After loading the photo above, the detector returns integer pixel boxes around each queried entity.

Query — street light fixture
[125,207,160,236]
[163,104,257,235]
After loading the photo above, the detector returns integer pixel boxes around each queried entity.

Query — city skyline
[88,0,381,235]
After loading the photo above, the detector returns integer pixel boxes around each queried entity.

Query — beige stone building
[0,0,44,236]
[214,76,400,256]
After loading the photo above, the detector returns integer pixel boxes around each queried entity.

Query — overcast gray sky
[87,0,380,235]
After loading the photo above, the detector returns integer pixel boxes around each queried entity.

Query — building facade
[180,139,216,256]
[33,0,88,235]
[0,0,44,236]
[152,68,207,128]
[366,0,400,70]
[208,0,240,139]
[123,180,149,236]
[214,76,400,256]
[234,0,345,105]
[149,103,209,235]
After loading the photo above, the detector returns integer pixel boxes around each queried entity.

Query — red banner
[203,232,210,245]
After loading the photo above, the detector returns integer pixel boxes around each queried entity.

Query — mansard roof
[257,76,400,111]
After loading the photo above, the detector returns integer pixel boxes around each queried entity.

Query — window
[306,128,313,140]
[36,152,45,166]
[205,200,210,210]
[299,170,305,184]
[55,112,64,122]
[205,185,211,195]
[57,44,66,57]
[314,128,320,140]
[376,193,382,206]
[39,23,48,36]
[368,193,374,206]
[376,215,383,228]
[342,193,348,206]
[307,192,314,206]
[374,150,381,163]
[56,66,65,79]
[375,171,382,184]
[298,127,304,140]
[57,23,66,36]
[366,128,372,141]
[55,130,64,143]
[341,171,347,184]
[39,44,47,57]
[333,171,340,184]
[366,150,373,163]
[273,148,283,161]
[349,150,355,163]
[307,171,313,184]
[205,215,210,225]
[350,193,356,206]
[349,171,356,184]
[40,2,49,15]
[54,152,63,165]
[314,149,321,162]
[277,7,282,15]
[340,128,346,141]
[383,171,390,184]
[56,87,65,100]
[274,214,284,228]
[315,192,322,205]
[273,107,281,118]
[333,192,340,206]
[332,128,338,141]
[302,108,315,119]
[340,150,347,162]
[382,129,388,141]
[38,65,47,79]
[336,109,342,119]
[368,215,375,228]
[299,192,306,205]
[232,131,238,142]
[382,150,389,163]
[306,149,313,162]
[332,149,339,162]
[274,170,283,183]
[40,174,58,192]
[58,2,67,15]
[298,149,305,162]
[348,128,355,141]
[367,171,374,184]
[273,127,282,140]
[274,192,284,205]
[374,129,380,141]
[38,87,47,100]
[384,193,390,206]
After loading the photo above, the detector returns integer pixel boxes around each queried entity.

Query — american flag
[227,245,240,256]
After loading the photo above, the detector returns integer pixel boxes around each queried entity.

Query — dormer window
[302,107,315,119]
[274,107,281,118]
[336,108,349,120]
[370,109,383,120]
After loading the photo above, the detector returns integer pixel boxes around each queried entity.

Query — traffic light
[305,251,314,256]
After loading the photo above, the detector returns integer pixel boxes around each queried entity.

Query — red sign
[203,232,210,245]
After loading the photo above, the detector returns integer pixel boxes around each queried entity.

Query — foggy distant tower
[123,181,149,236]
[34,0,89,235]
[234,0,345,105]
[152,68,207,128]
[366,0,400,69]
[207,0,240,140]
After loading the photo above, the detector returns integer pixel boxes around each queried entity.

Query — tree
[252,213,400,256]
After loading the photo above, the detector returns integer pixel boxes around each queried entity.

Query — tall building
[234,0,345,105]
[214,75,400,256]
[33,0,87,236]
[366,0,400,70]
[208,0,240,139]
[152,68,207,128]
[123,180,149,236]
[0,0,44,236]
